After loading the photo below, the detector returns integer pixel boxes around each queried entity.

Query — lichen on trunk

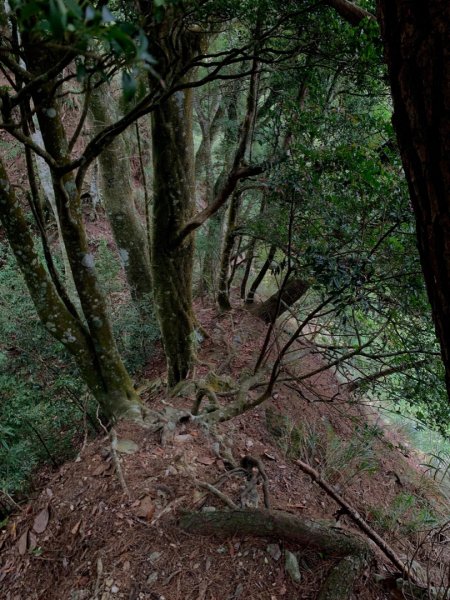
[89,83,153,303]
[151,87,196,386]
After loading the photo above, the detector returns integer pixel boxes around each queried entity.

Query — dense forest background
[0,1,450,598]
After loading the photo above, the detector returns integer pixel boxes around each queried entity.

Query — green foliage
[285,419,379,487]
[370,492,439,536]
[94,240,160,373]
[0,244,96,501]
[10,0,156,100]
[0,238,158,502]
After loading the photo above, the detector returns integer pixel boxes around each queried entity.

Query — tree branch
[323,0,376,25]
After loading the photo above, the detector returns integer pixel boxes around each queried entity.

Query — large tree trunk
[139,5,203,387]
[151,86,196,386]
[21,42,142,420]
[89,84,152,303]
[250,277,309,323]
[377,1,450,400]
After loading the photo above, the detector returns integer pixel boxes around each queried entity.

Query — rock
[284,550,301,583]
[111,585,119,594]
[201,506,216,513]
[174,434,193,444]
[149,551,162,563]
[266,543,281,561]
[146,572,158,585]
[115,439,139,454]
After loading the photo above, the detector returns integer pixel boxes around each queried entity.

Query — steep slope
[1,306,449,600]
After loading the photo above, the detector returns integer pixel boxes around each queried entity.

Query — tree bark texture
[0,159,140,419]
[144,11,202,386]
[250,277,309,323]
[180,509,369,558]
[377,1,450,400]
[89,84,153,302]
[217,190,242,311]
[21,40,142,419]
[151,90,196,386]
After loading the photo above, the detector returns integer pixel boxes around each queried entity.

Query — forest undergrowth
[1,297,449,600]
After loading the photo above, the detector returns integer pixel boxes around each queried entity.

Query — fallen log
[179,509,370,599]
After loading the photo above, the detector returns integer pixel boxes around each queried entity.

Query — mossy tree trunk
[140,7,203,387]
[20,41,142,420]
[0,158,141,420]
[151,86,196,386]
[196,85,237,296]
[89,84,153,303]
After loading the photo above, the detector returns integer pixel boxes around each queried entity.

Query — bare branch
[323,0,376,26]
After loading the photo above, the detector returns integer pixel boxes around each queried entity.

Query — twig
[196,480,238,509]
[295,458,423,586]
[0,489,22,511]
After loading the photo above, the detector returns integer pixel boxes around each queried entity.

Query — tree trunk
[0,159,141,420]
[377,1,450,401]
[240,238,256,299]
[22,42,142,420]
[151,87,196,387]
[89,84,152,302]
[217,190,242,311]
[250,277,309,323]
[246,244,277,304]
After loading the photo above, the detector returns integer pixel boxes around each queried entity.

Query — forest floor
[1,300,450,600]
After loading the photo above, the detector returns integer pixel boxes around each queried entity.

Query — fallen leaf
[196,456,215,466]
[28,531,37,551]
[264,452,276,461]
[92,463,110,476]
[71,520,81,536]
[134,496,155,521]
[33,507,49,534]
[17,529,28,555]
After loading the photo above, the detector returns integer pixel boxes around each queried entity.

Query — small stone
[174,434,193,444]
[267,543,281,561]
[146,572,158,585]
[201,506,216,513]
[285,551,301,583]
[111,585,119,594]
[149,551,162,563]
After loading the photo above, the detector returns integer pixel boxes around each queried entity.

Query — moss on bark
[89,85,152,302]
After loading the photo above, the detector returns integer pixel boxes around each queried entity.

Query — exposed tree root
[179,509,371,599]
[317,554,368,600]
[179,509,369,557]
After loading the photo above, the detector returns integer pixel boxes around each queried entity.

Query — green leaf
[122,71,137,102]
